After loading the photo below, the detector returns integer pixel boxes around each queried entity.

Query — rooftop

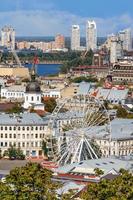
[56,157,133,175]
[97,87,128,100]
[0,112,47,125]
[2,85,25,92]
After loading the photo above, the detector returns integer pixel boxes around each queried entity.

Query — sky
[0,0,133,36]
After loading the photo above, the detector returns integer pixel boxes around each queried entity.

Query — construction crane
[10,49,22,67]
[80,50,88,59]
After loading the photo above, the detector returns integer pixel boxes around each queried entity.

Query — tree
[81,169,133,200]
[42,140,48,157]
[0,162,59,200]
[71,76,98,83]
[116,106,128,118]
[3,145,25,160]
[6,103,23,114]
[94,168,104,176]
[44,97,57,113]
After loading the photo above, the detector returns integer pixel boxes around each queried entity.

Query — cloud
[0,9,132,37]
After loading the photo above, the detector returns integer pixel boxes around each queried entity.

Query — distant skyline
[0,0,133,36]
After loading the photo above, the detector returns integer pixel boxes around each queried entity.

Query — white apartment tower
[110,36,123,63]
[1,26,15,50]
[118,28,132,51]
[71,25,80,50]
[86,20,97,51]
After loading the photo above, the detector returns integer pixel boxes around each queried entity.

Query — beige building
[0,65,30,78]
[0,113,48,157]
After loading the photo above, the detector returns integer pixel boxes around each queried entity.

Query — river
[25,64,62,76]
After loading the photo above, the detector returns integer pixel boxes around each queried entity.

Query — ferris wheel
[47,95,111,166]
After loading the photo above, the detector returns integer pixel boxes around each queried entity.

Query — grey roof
[78,82,91,95]
[90,118,133,140]
[65,118,133,140]
[0,112,46,125]
[2,85,25,92]
[56,181,85,196]
[56,157,133,175]
[97,88,128,101]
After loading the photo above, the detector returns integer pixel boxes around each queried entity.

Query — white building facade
[110,37,123,63]
[0,113,48,157]
[86,20,97,51]
[118,28,132,51]
[71,25,80,51]
[1,85,25,100]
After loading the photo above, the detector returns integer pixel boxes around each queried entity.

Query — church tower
[23,63,44,110]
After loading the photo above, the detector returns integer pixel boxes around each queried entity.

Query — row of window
[0,126,45,131]
[2,92,24,97]
[99,140,132,145]
[44,94,59,98]
[26,96,40,101]
[103,149,132,156]
[0,141,42,148]
[0,133,45,139]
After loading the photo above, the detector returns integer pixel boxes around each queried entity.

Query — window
[27,127,29,131]
[31,127,34,131]
[1,142,3,147]
[1,133,3,138]
[31,96,34,101]
[9,127,12,131]
[22,127,25,131]
[9,134,12,138]
[14,127,16,131]
[22,142,25,147]
[31,142,34,147]
[35,134,38,138]
[22,134,25,139]
[5,134,7,138]
[35,127,38,131]
[5,127,7,131]
[1,127,3,131]
[37,96,39,101]
[14,134,16,138]
[5,142,7,147]
[18,127,21,131]
[13,142,16,147]
[27,134,29,139]
[35,142,38,147]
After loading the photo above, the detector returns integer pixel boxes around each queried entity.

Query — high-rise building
[1,26,15,50]
[110,36,123,63]
[86,20,97,51]
[71,25,80,50]
[55,34,65,49]
[118,28,132,51]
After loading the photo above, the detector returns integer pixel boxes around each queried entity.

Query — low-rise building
[111,61,133,83]
[96,87,128,104]
[54,157,133,183]
[42,89,61,98]
[0,112,48,157]
[1,85,25,100]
